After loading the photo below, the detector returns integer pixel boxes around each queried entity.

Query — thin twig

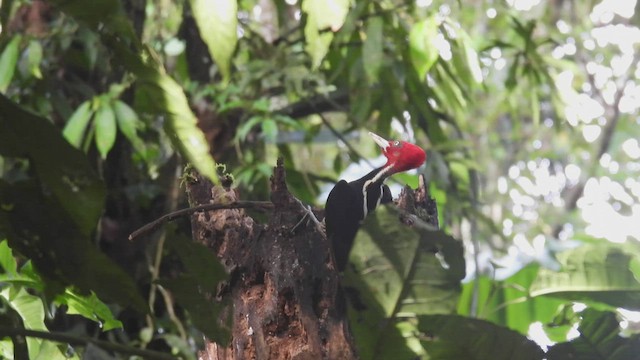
[0,326,177,360]
[157,284,187,339]
[292,197,327,239]
[129,201,274,241]
[147,159,186,338]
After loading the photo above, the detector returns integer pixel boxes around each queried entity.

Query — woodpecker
[325,132,427,271]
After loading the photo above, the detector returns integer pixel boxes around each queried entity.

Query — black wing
[325,180,362,271]
[381,184,392,204]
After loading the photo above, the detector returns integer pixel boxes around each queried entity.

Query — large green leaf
[0,287,47,356]
[362,17,383,84]
[457,264,566,336]
[302,0,349,68]
[62,101,94,148]
[417,314,545,360]
[24,39,43,79]
[409,16,439,80]
[94,100,117,159]
[56,291,123,331]
[345,206,465,359]
[188,0,238,82]
[547,309,640,360]
[530,244,640,310]
[33,341,72,360]
[433,61,468,116]
[0,35,21,92]
[0,95,105,236]
[404,64,448,145]
[0,240,17,275]
[113,100,143,149]
[443,18,482,88]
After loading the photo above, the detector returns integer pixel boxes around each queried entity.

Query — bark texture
[186,159,356,360]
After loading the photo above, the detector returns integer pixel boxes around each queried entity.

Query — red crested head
[369,132,426,174]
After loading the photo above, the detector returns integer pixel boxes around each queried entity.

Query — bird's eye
[393,141,400,146]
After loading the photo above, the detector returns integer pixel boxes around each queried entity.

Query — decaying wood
[397,174,439,229]
[185,158,356,360]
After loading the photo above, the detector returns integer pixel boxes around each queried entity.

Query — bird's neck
[358,165,394,219]
[360,165,394,186]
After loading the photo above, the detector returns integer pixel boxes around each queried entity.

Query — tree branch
[275,90,349,119]
[0,326,177,360]
[129,201,274,241]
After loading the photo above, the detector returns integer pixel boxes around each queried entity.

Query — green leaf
[261,118,278,143]
[348,54,373,122]
[33,341,70,360]
[0,262,41,289]
[1,287,47,356]
[417,314,545,360]
[302,0,349,68]
[403,61,448,145]
[165,235,227,293]
[107,40,218,183]
[547,309,640,360]
[1,245,118,335]
[113,100,138,140]
[409,16,439,79]
[94,101,117,159]
[236,116,263,141]
[283,166,319,204]
[159,235,229,342]
[0,35,21,92]
[506,54,522,90]
[0,95,105,236]
[433,62,468,115]
[62,101,93,148]
[0,240,17,275]
[363,17,384,84]
[57,290,123,331]
[457,264,566,336]
[188,0,237,83]
[26,40,43,79]
[113,100,144,152]
[530,244,640,310]
[443,19,482,87]
[345,206,465,359]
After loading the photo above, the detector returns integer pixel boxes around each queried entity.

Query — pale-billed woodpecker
[325,132,427,271]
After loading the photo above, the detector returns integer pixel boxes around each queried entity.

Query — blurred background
[0,0,639,358]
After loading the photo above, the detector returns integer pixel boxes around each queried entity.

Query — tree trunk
[186,159,357,360]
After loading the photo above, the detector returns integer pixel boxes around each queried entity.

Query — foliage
[0,0,638,358]
[0,240,118,359]
[547,309,640,360]
[345,206,464,358]
[417,314,545,360]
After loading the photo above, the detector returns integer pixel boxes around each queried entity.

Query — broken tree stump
[186,159,356,360]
